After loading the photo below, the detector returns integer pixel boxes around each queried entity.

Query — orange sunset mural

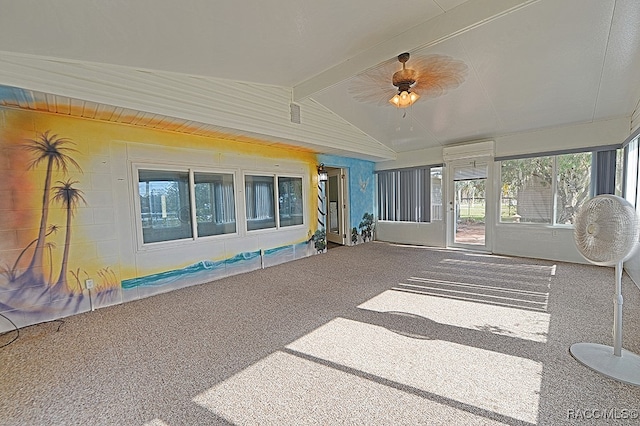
[0,85,376,333]
[1,128,119,323]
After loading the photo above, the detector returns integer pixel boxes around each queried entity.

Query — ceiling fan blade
[348,60,399,106]
[348,53,468,106]
[412,54,469,99]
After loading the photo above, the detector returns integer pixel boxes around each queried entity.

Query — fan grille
[574,195,640,266]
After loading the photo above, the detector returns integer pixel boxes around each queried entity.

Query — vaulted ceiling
[0,0,639,162]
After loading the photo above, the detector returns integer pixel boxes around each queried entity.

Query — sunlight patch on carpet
[359,289,550,343]
[286,317,541,424]
[193,350,510,426]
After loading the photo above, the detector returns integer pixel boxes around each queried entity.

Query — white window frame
[625,137,639,208]
[133,163,240,250]
[498,151,597,228]
[277,174,305,228]
[243,171,307,233]
[192,167,240,240]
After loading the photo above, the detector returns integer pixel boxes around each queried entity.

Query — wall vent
[290,103,301,124]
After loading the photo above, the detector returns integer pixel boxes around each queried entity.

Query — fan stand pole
[613,261,623,357]
[570,261,640,386]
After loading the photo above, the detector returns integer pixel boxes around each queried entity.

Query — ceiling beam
[292,0,539,102]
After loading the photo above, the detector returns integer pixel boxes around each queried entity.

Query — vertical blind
[592,149,617,196]
[378,167,431,222]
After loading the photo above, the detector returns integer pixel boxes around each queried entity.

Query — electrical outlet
[85,279,94,290]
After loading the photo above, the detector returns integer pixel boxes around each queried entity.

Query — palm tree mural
[45,241,57,287]
[51,179,86,291]
[22,131,81,285]
[4,225,58,282]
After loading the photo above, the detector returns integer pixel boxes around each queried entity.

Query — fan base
[570,342,640,386]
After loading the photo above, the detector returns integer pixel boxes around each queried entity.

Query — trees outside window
[194,172,236,237]
[278,177,303,227]
[138,170,193,243]
[555,152,591,224]
[245,175,276,231]
[500,152,593,225]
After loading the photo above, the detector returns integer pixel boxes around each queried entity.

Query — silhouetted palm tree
[8,225,59,282]
[52,179,86,290]
[45,242,57,287]
[22,131,81,285]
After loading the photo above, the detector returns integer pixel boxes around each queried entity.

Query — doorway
[447,161,489,250]
[325,167,347,246]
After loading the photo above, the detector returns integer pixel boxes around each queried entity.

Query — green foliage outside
[501,153,592,224]
[455,153,595,225]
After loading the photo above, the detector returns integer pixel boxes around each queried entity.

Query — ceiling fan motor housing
[392,69,416,92]
[392,52,417,93]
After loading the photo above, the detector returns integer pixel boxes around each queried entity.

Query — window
[245,175,304,230]
[137,168,305,243]
[278,176,303,227]
[138,170,193,243]
[245,175,276,230]
[615,148,624,197]
[500,152,596,225]
[430,167,443,220]
[138,168,237,244]
[500,157,552,223]
[194,172,236,237]
[625,138,638,207]
[377,166,436,222]
[555,152,591,224]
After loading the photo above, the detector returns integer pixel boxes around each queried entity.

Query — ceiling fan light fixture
[349,52,468,108]
[389,90,420,108]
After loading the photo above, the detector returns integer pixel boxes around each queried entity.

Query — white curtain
[214,182,236,223]
[245,178,274,220]
[253,182,273,219]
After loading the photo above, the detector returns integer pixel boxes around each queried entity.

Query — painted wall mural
[1,128,111,328]
[0,109,302,332]
[19,132,84,290]
[0,86,377,334]
[317,154,376,244]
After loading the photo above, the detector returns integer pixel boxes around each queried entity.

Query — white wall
[376,146,444,171]
[492,225,587,264]
[376,221,445,247]
[372,117,630,264]
[624,254,640,289]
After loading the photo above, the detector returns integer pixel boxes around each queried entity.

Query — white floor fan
[571,194,640,386]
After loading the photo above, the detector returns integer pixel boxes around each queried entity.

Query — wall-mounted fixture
[318,163,328,182]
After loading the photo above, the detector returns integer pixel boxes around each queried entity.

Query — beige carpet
[2,242,640,425]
